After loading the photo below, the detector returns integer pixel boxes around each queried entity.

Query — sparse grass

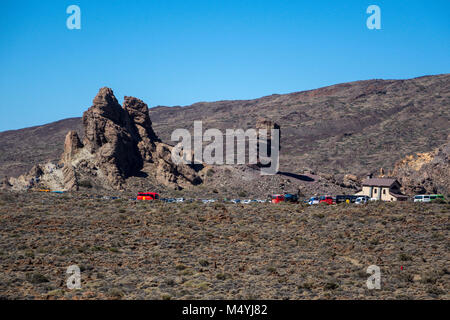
[216,273,231,280]
[324,282,339,290]
[26,273,49,284]
[0,192,448,300]
[198,259,209,267]
[399,253,413,262]
[108,288,124,299]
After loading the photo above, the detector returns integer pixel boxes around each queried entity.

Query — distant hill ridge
[1,74,449,181]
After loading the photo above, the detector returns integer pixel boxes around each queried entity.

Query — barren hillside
[1,74,448,180]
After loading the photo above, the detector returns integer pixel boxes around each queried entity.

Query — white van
[414,195,430,202]
[355,196,369,204]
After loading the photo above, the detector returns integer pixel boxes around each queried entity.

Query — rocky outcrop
[79,87,143,188]
[62,131,83,164]
[341,174,360,189]
[154,143,202,188]
[391,138,450,195]
[123,96,160,162]
[7,87,202,192]
[56,87,202,191]
[256,118,281,143]
[256,118,281,168]
[7,164,45,191]
[0,176,11,189]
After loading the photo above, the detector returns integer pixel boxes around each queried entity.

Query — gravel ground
[0,191,448,300]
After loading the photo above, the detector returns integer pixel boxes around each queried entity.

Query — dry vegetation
[0,191,448,300]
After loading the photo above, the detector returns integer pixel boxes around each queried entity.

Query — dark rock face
[256,118,281,168]
[123,96,160,162]
[62,131,83,164]
[61,87,202,190]
[29,164,44,178]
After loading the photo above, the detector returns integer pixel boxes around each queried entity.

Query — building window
[374,189,377,193]
[383,189,386,194]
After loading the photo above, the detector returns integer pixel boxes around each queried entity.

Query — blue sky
[0,0,449,131]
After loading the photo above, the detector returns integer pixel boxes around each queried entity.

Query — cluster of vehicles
[306,194,445,205]
[37,190,446,205]
[306,195,370,205]
[136,193,270,204]
[135,192,445,205]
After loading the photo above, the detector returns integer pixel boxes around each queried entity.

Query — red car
[271,194,285,204]
[137,192,160,201]
[319,195,335,205]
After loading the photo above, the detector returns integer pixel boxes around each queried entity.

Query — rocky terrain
[0,191,448,300]
[3,88,205,192]
[1,87,360,197]
[1,74,449,193]
[391,137,450,195]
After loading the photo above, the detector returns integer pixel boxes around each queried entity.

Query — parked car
[242,199,252,204]
[319,195,335,205]
[137,192,160,201]
[336,195,358,204]
[306,197,320,205]
[355,196,370,205]
[271,194,285,204]
[284,194,299,203]
[231,199,241,204]
[176,198,185,203]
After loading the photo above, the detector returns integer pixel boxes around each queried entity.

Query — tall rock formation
[58,87,202,191]
[256,118,281,169]
[123,96,160,162]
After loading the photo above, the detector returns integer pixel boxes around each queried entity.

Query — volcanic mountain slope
[0,118,83,178]
[0,74,449,181]
[148,74,450,176]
